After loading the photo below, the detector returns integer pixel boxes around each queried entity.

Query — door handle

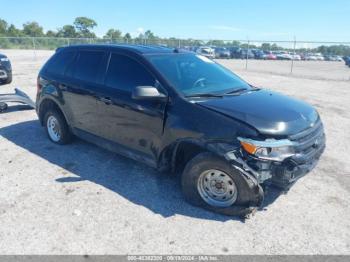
[100,97,112,105]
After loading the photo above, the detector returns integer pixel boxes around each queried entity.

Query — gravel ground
[0,50,349,255]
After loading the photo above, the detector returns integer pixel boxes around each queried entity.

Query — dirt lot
[0,49,349,255]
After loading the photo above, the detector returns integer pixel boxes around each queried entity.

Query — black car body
[36,45,325,215]
[0,53,12,84]
[345,56,350,67]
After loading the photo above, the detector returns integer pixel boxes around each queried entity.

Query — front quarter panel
[161,97,259,157]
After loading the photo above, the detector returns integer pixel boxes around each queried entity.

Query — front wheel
[181,152,259,216]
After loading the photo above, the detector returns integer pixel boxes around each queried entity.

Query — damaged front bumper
[229,121,326,190]
[0,88,35,111]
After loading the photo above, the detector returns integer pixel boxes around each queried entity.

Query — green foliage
[104,29,122,40]
[0,19,8,35]
[74,17,97,38]
[317,45,350,56]
[6,24,23,37]
[22,21,44,37]
[0,17,349,56]
[57,25,77,38]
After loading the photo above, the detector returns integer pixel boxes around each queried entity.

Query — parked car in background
[305,53,318,61]
[251,49,265,59]
[214,47,231,58]
[334,55,344,62]
[36,44,325,216]
[290,52,301,61]
[239,49,255,59]
[345,56,350,67]
[229,46,242,59]
[314,53,325,61]
[263,51,277,60]
[196,46,215,59]
[0,53,12,85]
[275,51,293,60]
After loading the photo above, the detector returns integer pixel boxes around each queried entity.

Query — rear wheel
[44,109,72,144]
[181,152,255,216]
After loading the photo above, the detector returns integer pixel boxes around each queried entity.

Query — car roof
[57,44,189,55]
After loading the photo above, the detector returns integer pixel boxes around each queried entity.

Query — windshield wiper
[185,93,223,98]
[224,87,261,95]
[224,88,249,95]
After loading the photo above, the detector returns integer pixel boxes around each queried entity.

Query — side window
[105,54,155,91]
[74,51,105,83]
[46,51,76,76]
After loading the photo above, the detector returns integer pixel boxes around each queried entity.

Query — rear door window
[46,51,77,76]
[74,51,106,84]
[104,53,155,92]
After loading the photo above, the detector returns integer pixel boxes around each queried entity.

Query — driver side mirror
[132,86,167,101]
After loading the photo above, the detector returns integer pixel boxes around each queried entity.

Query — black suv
[36,45,325,215]
[0,53,12,84]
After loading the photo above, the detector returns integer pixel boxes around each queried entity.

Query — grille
[289,120,325,161]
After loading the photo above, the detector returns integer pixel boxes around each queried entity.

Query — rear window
[46,51,76,76]
[74,51,105,84]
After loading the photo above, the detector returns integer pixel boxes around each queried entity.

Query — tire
[0,102,8,112]
[5,73,12,84]
[44,109,72,145]
[181,152,258,216]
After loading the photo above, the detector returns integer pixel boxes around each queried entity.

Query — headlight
[238,137,296,161]
[0,57,9,62]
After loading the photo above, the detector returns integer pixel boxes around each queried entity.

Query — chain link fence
[1,36,349,81]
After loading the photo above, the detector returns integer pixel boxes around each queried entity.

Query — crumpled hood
[197,89,319,136]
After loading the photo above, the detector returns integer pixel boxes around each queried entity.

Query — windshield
[147,53,251,96]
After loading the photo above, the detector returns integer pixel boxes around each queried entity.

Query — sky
[1,0,350,42]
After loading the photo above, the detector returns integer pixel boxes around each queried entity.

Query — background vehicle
[239,49,255,59]
[0,53,12,85]
[0,54,35,112]
[304,53,318,61]
[314,53,325,61]
[251,49,265,59]
[290,52,301,60]
[345,56,350,67]
[196,46,215,58]
[229,46,242,59]
[36,45,325,216]
[214,47,231,58]
[263,51,277,60]
[275,51,293,60]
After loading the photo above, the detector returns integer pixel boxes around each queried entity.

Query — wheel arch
[158,139,240,174]
[38,97,69,126]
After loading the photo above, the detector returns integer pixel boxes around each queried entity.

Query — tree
[74,17,97,38]
[123,33,132,42]
[46,30,56,37]
[261,43,271,51]
[103,29,122,40]
[7,24,23,37]
[0,19,8,35]
[22,21,44,37]
[57,25,77,38]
